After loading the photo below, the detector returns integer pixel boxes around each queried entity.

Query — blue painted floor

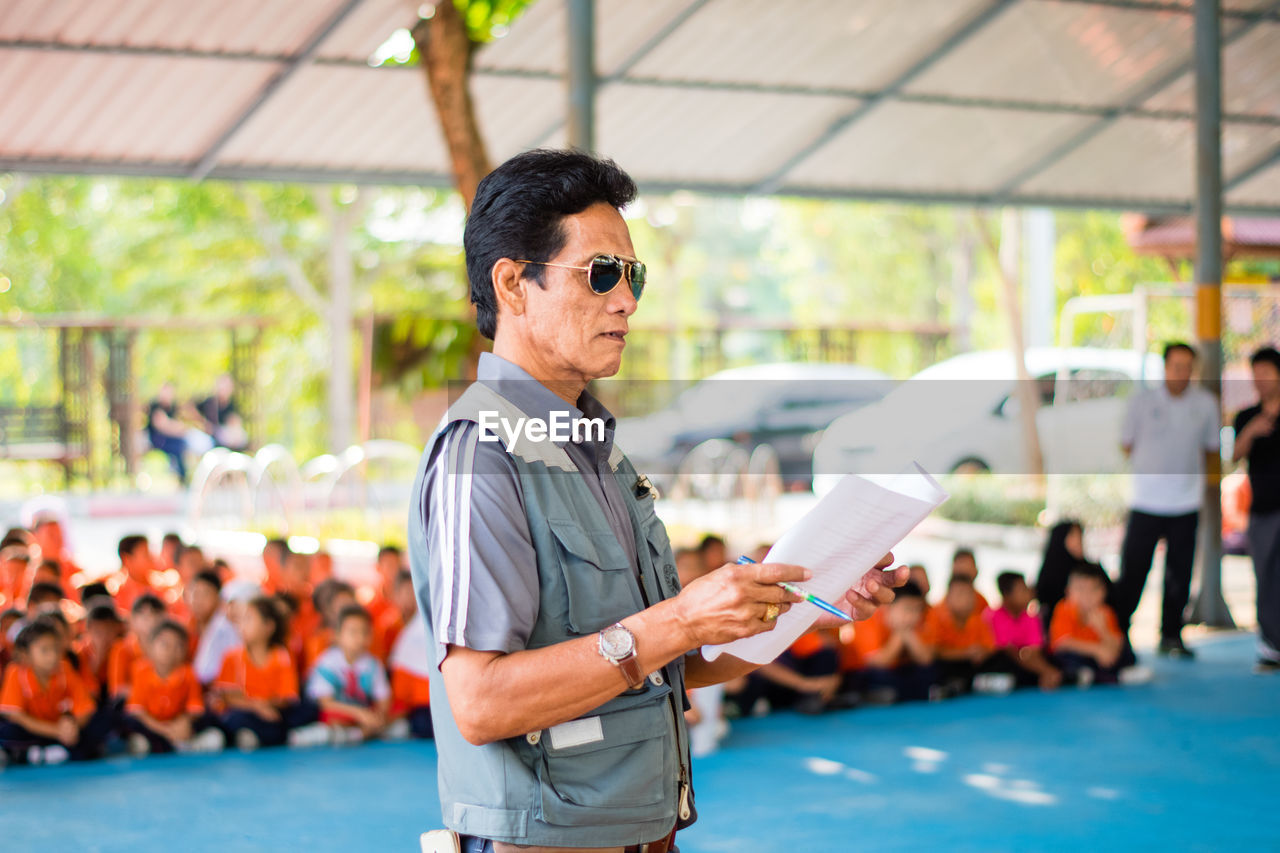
[3,632,1277,852]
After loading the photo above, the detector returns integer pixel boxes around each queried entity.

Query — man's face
[516,202,639,383]
[1165,349,1194,395]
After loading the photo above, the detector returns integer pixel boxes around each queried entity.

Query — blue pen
[736,555,852,622]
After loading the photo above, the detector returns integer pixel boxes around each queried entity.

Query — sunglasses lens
[588,256,625,294]
[629,262,646,300]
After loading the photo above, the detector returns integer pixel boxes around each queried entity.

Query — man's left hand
[812,552,909,628]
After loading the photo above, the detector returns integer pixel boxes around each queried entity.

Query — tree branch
[240,188,329,315]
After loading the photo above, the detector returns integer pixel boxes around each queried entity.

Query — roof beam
[187,0,369,180]
[994,0,1280,195]
[752,0,1019,195]
[520,0,715,150]
[1225,139,1280,192]
[1054,0,1280,21]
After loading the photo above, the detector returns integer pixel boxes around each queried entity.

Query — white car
[811,347,1165,493]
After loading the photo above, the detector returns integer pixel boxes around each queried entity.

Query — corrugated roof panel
[1229,160,1280,207]
[1143,22,1280,117]
[474,0,564,73]
[1017,118,1280,202]
[317,0,417,61]
[905,0,1192,107]
[473,75,570,162]
[782,101,1091,195]
[623,0,989,90]
[595,83,858,185]
[0,51,278,162]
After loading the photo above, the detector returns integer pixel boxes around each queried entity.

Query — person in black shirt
[147,382,191,484]
[1231,346,1280,673]
[196,375,248,451]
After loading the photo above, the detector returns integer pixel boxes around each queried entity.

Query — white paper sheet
[704,463,948,665]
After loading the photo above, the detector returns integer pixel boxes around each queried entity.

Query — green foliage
[458,0,536,43]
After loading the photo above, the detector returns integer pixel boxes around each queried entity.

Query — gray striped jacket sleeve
[416,420,540,667]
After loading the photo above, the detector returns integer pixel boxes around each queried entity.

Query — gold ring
[763,603,781,622]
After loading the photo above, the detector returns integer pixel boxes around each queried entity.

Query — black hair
[0,607,24,623]
[312,578,356,616]
[947,575,975,590]
[1,528,33,549]
[193,569,223,592]
[131,593,166,616]
[26,581,63,606]
[952,547,976,564]
[264,537,291,560]
[86,602,124,625]
[394,568,413,587]
[37,558,61,577]
[15,619,58,652]
[895,580,924,601]
[246,595,288,649]
[336,602,372,630]
[161,532,184,548]
[0,545,30,564]
[33,609,69,631]
[117,534,149,561]
[1251,346,1280,372]
[698,534,726,553]
[273,591,299,617]
[996,571,1026,598]
[1163,341,1196,362]
[176,544,204,563]
[1068,563,1109,585]
[378,544,402,560]
[150,618,190,647]
[464,149,638,339]
[79,581,111,603]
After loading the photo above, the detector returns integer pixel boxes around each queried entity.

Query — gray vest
[413,382,694,847]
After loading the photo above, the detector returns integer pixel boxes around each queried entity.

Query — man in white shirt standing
[1115,342,1220,659]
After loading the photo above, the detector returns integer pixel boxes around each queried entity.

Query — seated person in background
[388,611,433,739]
[950,547,991,610]
[365,545,404,624]
[112,535,161,614]
[159,533,183,575]
[305,605,392,743]
[372,569,416,663]
[124,620,224,756]
[984,571,1061,691]
[674,547,703,587]
[928,577,997,695]
[191,571,243,686]
[1,607,24,669]
[0,545,29,607]
[310,551,334,585]
[676,544,728,755]
[30,514,82,596]
[109,593,166,701]
[907,564,932,603]
[214,596,321,751]
[147,382,196,484]
[851,581,937,704]
[304,579,357,675]
[698,534,727,574]
[75,601,124,703]
[0,620,99,764]
[196,374,249,451]
[724,629,843,716]
[261,538,290,594]
[1050,564,1123,684]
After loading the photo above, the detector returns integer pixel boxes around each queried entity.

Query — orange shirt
[0,660,95,722]
[926,605,995,654]
[364,592,393,627]
[390,668,431,710]
[372,609,407,663]
[108,635,143,697]
[850,606,936,669]
[216,646,298,702]
[1049,600,1120,650]
[114,575,160,615]
[303,628,332,674]
[73,637,111,696]
[127,660,204,721]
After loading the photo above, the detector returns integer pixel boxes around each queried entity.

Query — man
[1115,342,1219,658]
[410,150,907,853]
[1232,346,1280,673]
[197,374,249,451]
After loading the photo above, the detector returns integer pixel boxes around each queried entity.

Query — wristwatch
[598,622,644,689]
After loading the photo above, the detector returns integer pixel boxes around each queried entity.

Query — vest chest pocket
[643,518,682,600]
[546,518,642,635]
[535,701,674,826]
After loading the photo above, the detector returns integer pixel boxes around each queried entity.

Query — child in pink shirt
[983,572,1062,691]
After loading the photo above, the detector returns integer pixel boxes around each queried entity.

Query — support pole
[1190,0,1235,628]
[566,0,596,152]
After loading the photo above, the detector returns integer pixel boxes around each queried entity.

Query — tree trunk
[413,4,492,212]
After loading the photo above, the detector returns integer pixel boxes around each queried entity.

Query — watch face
[600,625,634,659]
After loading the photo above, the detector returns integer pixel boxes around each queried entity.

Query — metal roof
[1,0,1279,213]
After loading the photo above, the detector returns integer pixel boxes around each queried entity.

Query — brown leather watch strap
[618,654,644,689]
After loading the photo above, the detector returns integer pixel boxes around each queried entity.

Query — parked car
[811,347,1164,494]
[615,362,894,489]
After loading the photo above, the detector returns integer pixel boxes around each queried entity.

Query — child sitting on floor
[305,604,393,743]
[1050,564,1123,685]
[984,571,1061,690]
[928,577,998,695]
[215,596,323,750]
[388,611,433,739]
[0,620,99,764]
[124,620,224,756]
[109,593,166,700]
[852,581,936,704]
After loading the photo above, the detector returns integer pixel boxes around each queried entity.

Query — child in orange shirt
[108,593,166,700]
[929,577,997,695]
[215,596,322,750]
[0,620,101,764]
[1050,565,1123,685]
[75,602,124,703]
[388,611,432,739]
[303,579,357,675]
[124,620,224,756]
[371,569,416,662]
[851,581,937,704]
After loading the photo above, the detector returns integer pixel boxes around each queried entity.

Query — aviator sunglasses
[517,253,646,300]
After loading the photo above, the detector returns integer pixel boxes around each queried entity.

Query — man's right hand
[672,561,805,647]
